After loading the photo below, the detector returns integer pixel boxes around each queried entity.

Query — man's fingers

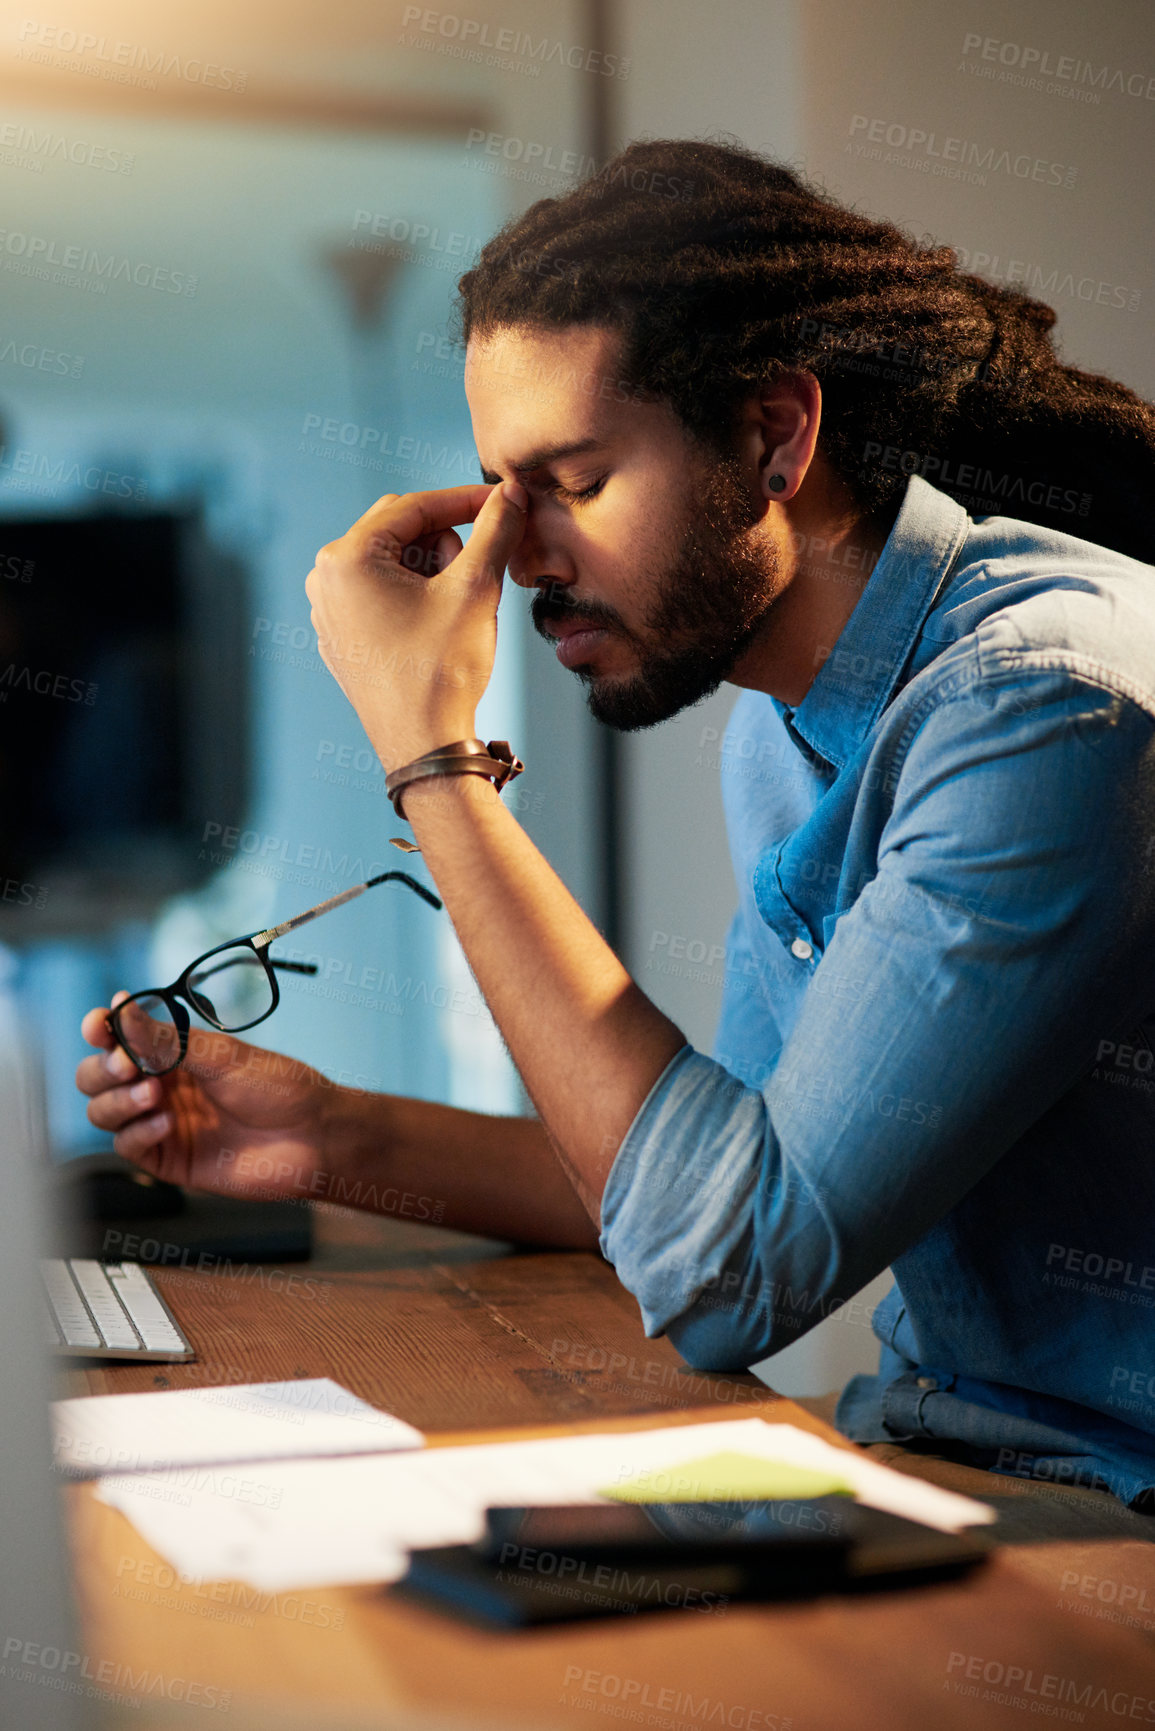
[434,528,464,572]
[113,1113,173,1161]
[453,478,527,589]
[327,481,524,594]
[84,1078,162,1132]
[81,1004,118,1049]
[77,1012,139,1097]
[351,483,495,548]
[76,1051,128,1097]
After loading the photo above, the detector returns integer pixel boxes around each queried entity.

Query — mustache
[530,587,624,639]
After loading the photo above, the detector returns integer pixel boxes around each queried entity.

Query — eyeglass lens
[186,946,276,1030]
[116,994,183,1075]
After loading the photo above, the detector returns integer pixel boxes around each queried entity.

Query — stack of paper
[90,1412,995,1592]
[53,1378,423,1478]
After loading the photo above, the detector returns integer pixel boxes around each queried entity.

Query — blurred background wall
[0,0,1150,1397]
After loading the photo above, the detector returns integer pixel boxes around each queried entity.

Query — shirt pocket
[752,841,827,965]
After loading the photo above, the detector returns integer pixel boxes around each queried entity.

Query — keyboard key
[40,1258,193,1359]
[41,1285,63,1347]
[105,1264,189,1352]
[39,1260,100,1349]
[69,1260,142,1350]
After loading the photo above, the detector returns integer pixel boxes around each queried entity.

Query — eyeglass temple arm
[251,871,442,949]
[366,870,442,907]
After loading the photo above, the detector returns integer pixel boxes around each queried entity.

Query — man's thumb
[460,479,527,588]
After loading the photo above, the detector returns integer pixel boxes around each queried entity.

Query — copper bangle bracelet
[385,738,525,821]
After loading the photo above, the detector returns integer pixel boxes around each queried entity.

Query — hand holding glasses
[106,871,442,1076]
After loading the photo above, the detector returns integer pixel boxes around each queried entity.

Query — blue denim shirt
[600,475,1155,1507]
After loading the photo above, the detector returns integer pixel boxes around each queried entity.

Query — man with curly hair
[80,141,1155,1513]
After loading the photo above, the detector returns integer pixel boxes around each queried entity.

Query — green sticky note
[599,1450,855,1504]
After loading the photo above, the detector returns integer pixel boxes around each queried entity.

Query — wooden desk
[62,1210,1155,1730]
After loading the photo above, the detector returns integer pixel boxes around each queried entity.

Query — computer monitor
[0,1027,92,1731]
[0,508,250,929]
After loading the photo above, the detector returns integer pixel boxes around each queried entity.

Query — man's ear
[734,371,822,508]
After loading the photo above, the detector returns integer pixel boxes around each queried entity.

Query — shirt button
[790,938,813,960]
[916,1376,937,1391]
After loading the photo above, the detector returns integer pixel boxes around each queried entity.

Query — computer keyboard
[40,1258,195,1361]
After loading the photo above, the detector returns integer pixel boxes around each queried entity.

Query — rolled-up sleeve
[599,671,1155,1371]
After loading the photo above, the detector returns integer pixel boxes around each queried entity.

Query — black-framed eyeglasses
[106,871,442,1076]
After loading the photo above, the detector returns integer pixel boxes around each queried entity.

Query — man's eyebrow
[479,437,603,486]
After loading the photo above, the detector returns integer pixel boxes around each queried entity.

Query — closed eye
[549,475,606,505]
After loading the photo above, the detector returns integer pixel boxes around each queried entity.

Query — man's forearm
[319,1084,601,1247]
[304,480,686,1226]
[400,773,688,1224]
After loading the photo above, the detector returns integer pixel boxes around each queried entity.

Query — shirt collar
[782,475,971,771]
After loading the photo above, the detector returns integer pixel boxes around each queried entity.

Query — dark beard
[531,456,778,731]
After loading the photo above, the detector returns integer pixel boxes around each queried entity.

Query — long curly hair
[455,138,1155,562]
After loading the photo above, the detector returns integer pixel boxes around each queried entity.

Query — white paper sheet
[54,1378,423,1477]
[95,1417,995,1592]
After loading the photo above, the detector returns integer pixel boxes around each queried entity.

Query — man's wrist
[377,721,480,777]
[400,770,502,823]
[314,1081,395,1210]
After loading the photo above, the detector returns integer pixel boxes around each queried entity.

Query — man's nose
[507,532,575,592]
[508,565,576,598]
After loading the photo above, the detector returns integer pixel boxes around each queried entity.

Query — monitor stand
[51,1153,313,1265]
